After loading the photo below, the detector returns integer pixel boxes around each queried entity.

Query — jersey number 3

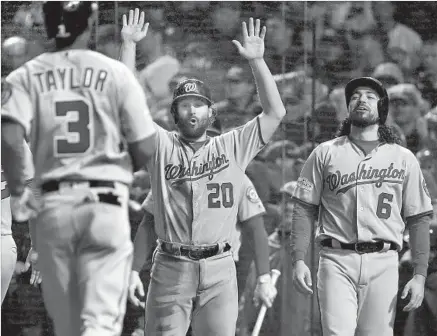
[376,192,393,219]
[207,183,234,208]
[54,100,93,157]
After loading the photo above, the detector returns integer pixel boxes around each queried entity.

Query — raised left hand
[402,274,425,311]
[121,8,149,44]
[232,18,266,61]
[253,277,278,308]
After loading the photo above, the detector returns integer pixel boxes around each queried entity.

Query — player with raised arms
[120,8,285,336]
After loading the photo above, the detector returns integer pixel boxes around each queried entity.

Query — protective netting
[2,2,437,336]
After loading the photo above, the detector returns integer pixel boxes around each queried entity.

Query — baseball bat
[251,269,281,336]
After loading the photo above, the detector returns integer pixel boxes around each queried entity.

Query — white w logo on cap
[184,83,197,93]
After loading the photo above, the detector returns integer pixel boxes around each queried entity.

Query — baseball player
[1,142,34,304]
[290,77,434,336]
[1,2,156,336]
[128,173,267,304]
[120,9,285,336]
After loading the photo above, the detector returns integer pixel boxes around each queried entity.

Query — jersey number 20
[54,100,93,157]
[207,183,234,208]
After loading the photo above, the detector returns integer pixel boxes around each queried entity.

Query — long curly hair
[335,118,402,144]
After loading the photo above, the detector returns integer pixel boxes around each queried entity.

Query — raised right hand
[128,270,146,308]
[292,260,313,295]
[121,8,149,44]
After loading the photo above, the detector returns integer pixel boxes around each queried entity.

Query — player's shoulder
[78,50,128,71]
[6,51,59,84]
[242,174,255,188]
[242,177,262,204]
[156,127,179,144]
[325,136,350,146]
[4,62,29,84]
[381,142,416,158]
[19,51,60,72]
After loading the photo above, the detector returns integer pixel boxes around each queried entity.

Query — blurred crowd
[1,1,437,336]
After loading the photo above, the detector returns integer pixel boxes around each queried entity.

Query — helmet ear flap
[378,96,389,124]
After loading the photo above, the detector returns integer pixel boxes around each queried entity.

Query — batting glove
[254,273,277,308]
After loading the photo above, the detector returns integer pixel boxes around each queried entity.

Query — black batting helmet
[345,77,389,124]
[170,78,213,122]
[43,1,97,44]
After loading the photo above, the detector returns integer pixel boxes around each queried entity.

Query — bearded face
[347,87,380,128]
[175,97,214,140]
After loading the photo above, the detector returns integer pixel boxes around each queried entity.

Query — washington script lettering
[326,163,405,194]
[165,154,230,185]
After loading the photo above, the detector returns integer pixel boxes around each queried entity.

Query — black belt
[160,242,231,261]
[321,239,398,254]
[41,180,120,206]
[41,180,115,193]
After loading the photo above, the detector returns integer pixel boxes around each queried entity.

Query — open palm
[121,8,149,43]
[232,18,266,60]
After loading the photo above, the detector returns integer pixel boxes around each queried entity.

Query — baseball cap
[225,64,253,83]
[172,78,213,106]
[372,62,404,85]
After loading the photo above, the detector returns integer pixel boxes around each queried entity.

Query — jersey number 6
[207,182,234,208]
[54,100,93,157]
[376,192,393,219]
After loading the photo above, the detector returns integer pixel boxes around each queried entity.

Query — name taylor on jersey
[33,67,108,93]
[326,162,406,194]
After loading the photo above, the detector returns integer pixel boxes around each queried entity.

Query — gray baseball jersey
[146,117,266,245]
[142,174,266,259]
[294,136,433,247]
